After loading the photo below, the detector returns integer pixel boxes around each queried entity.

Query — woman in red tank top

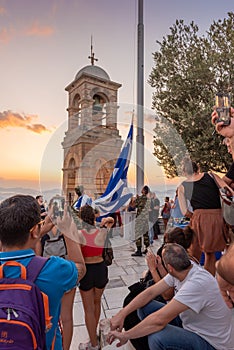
[78,205,114,350]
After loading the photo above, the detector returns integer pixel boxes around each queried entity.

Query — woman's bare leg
[80,287,105,347]
[204,252,216,276]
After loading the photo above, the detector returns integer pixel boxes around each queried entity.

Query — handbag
[102,235,114,266]
[43,229,67,258]
[209,172,234,227]
[220,189,234,226]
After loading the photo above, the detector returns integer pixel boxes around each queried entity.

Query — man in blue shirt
[0,194,86,349]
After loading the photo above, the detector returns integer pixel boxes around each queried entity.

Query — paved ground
[70,234,164,349]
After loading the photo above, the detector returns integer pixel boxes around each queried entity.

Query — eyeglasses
[37,219,45,229]
[30,219,45,233]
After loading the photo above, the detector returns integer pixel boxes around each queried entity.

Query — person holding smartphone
[211,106,234,138]
[211,103,234,186]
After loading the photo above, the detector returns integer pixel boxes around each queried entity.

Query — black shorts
[79,261,108,291]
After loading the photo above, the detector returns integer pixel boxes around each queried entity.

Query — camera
[49,195,65,219]
[215,92,231,126]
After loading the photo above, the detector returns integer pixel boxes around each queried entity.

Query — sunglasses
[30,219,45,233]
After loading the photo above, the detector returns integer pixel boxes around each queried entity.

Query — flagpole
[136,0,144,194]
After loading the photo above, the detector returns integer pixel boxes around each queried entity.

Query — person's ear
[167,263,173,274]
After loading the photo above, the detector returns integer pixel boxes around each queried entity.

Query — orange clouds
[0,6,6,15]
[0,110,51,134]
[24,21,55,37]
[0,21,54,46]
[0,27,14,44]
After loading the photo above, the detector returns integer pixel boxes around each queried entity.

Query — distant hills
[0,187,62,203]
[0,185,177,206]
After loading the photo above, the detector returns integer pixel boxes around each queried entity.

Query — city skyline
[0,0,233,192]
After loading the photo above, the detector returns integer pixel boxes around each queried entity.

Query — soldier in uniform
[131,185,151,257]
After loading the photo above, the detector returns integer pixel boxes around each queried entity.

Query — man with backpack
[0,194,86,349]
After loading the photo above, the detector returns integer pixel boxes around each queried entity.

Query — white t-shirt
[164,263,234,350]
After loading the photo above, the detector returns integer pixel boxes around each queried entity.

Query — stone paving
[70,234,164,350]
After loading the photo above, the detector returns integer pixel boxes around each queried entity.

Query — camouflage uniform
[134,194,150,250]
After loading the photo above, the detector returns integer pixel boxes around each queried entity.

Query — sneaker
[131,250,143,257]
[143,249,148,255]
[78,341,91,350]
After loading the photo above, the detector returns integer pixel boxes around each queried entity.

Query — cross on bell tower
[88,36,98,65]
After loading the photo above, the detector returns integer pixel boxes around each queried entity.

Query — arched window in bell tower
[70,94,81,129]
[66,157,76,203]
[92,93,107,126]
[93,94,103,113]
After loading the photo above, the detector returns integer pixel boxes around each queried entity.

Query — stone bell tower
[62,50,123,202]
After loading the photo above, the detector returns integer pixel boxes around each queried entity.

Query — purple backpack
[0,256,52,350]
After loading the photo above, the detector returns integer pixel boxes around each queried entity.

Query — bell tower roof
[75,65,110,81]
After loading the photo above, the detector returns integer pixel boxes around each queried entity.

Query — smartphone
[215,92,231,126]
[50,195,65,219]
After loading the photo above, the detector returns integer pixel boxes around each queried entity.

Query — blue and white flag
[94,121,133,215]
[73,194,93,211]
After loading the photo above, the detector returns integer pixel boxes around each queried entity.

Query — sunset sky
[0,0,233,192]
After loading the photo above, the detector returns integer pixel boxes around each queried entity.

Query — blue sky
[0,0,233,190]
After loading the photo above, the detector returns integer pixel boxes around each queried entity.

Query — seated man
[0,194,86,349]
[109,243,234,350]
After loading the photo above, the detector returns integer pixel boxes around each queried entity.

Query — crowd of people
[0,107,234,350]
[107,105,234,349]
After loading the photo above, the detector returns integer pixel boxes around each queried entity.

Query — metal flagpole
[136,0,144,194]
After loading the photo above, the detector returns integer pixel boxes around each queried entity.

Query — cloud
[0,110,51,134]
[0,6,6,15]
[0,27,14,44]
[24,21,55,37]
[0,20,54,46]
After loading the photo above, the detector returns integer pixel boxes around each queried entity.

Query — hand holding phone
[49,195,65,220]
[215,92,231,126]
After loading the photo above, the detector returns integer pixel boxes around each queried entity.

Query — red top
[81,229,104,257]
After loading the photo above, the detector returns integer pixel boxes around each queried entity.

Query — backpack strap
[26,256,49,282]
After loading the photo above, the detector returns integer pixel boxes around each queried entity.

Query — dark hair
[142,185,150,195]
[79,205,95,230]
[36,195,43,200]
[75,185,84,196]
[162,243,191,271]
[0,195,41,247]
[182,157,199,176]
[164,226,194,250]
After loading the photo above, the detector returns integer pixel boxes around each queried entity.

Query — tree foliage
[149,13,234,177]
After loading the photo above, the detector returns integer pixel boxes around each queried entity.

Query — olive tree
[149,13,234,177]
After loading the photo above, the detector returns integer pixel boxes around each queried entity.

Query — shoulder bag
[210,172,234,227]
[102,231,114,266]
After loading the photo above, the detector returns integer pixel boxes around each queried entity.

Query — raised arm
[211,107,234,138]
[56,205,86,281]
[146,251,174,301]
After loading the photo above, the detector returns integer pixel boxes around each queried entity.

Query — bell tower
[62,49,123,202]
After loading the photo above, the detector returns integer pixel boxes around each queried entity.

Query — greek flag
[73,194,93,210]
[94,121,133,215]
